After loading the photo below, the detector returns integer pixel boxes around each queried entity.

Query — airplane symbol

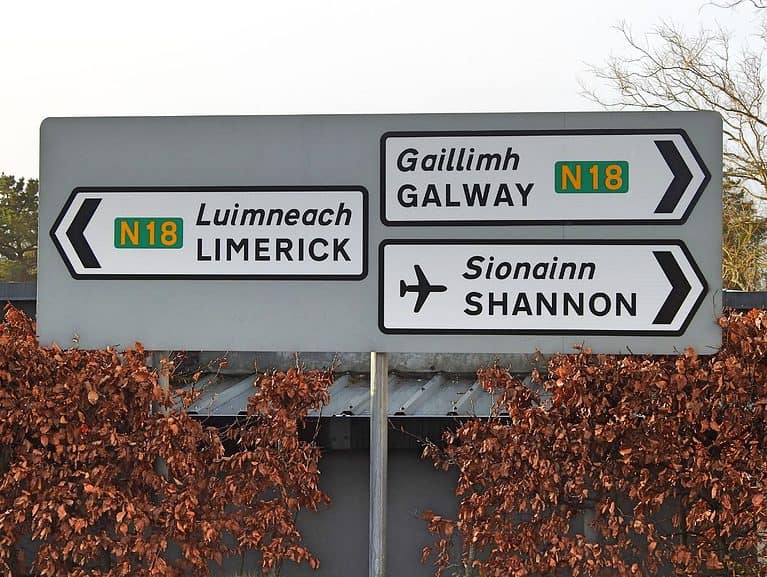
[400,264,447,313]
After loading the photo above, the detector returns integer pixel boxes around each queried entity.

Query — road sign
[381,130,710,225]
[51,187,367,279]
[380,240,707,335]
[38,112,721,353]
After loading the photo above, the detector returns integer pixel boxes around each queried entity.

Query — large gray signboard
[38,112,722,353]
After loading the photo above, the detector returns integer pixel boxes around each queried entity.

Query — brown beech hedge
[423,310,767,577]
[0,308,332,577]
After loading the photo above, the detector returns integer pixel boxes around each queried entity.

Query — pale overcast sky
[0,0,758,178]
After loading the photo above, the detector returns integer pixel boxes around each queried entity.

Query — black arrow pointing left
[65,198,101,269]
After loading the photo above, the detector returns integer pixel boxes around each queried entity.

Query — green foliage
[723,179,767,289]
[0,174,38,281]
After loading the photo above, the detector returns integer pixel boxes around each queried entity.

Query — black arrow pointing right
[652,250,691,325]
[65,198,101,269]
[654,140,693,214]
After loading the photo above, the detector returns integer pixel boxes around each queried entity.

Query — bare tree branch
[583,13,767,289]
[708,0,767,8]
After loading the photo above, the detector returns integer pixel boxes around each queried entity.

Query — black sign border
[51,186,369,281]
[379,128,711,226]
[378,238,708,337]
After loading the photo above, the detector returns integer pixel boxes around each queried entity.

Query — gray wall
[215,450,459,577]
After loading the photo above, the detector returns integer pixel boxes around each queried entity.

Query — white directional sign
[51,187,368,279]
[382,130,710,225]
[39,113,721,353]
[380,240,707,335]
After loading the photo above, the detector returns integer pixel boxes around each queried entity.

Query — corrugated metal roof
[184,371,507,418]
[196,350,547,374]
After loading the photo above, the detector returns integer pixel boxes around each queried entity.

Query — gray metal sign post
[369,352,388,577]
